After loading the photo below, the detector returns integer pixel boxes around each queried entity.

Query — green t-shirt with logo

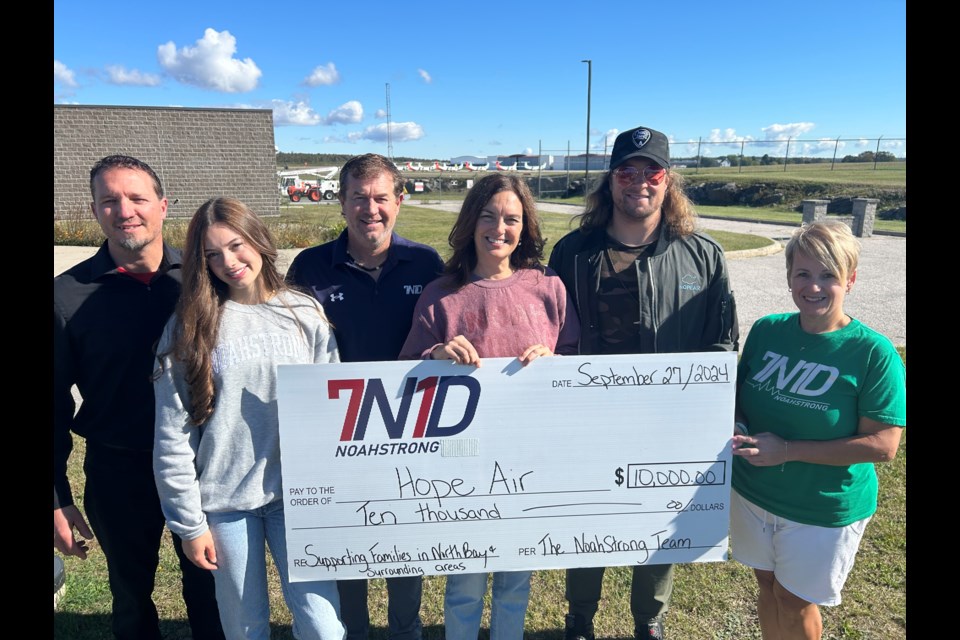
[732,313,906,527]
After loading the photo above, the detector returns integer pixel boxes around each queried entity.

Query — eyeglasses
[613,165,667,186]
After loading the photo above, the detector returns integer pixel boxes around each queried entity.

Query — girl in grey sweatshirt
[153,197,345,640]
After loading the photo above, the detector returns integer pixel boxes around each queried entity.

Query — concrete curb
[726,237,783,260]
[697,214,906,238]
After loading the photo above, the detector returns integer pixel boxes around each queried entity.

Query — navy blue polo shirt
[286,231,444,362]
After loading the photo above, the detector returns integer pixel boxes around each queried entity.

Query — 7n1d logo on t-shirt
[752,351,839,397]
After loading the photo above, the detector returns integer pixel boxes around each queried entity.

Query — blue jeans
[206,501,345,640]
[444,571,532,640]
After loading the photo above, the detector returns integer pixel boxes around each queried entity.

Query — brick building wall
[54,105,278,219]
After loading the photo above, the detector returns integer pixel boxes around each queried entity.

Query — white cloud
[590,129,620,153]
[157,28,261,93]
[797,139,845,156]
[706,128,752,143]
[417,68,432,83]
[271,99,322,126]
[593,129,619,150]
[814,138,844,151]
[670,139,701,157]
[522,147,533,156]
[106,65,161,87]
[325,100,363,125]
[54,60,77,87]
[352,122,425,143]
[761,122,815,140]
[375,108,387,119]
[304,62,340,87]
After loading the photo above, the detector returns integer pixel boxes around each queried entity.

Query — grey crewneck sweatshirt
[153,290,339,540]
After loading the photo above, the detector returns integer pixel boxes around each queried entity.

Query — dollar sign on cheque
[614,467,624,486]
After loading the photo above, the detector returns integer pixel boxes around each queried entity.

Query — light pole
[581,59,592,191]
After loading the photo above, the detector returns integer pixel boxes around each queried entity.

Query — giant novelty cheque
[277,351,737,583]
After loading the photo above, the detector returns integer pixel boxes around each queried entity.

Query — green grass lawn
[54,431,907,639]
[54,204,777,257]
[674,162,906,186]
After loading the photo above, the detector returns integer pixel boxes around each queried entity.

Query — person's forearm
[783,430,902,466]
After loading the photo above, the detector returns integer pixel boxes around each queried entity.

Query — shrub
[53,207,105,246]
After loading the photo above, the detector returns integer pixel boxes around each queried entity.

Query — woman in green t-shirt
[730,221,905,640]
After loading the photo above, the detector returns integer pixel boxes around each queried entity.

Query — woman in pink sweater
[400,173,580,639]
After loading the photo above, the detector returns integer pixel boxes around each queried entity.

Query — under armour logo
[329,292,345,302]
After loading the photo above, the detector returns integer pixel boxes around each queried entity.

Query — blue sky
[54,0,906,161]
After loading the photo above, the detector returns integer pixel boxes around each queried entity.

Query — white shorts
[729,489,870,606]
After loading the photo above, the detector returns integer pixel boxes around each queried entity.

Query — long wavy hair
[169,197,288,425]
[444,173,545,286]
[576,168,697,238]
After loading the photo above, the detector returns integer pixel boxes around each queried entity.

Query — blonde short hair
[785,221,861,284]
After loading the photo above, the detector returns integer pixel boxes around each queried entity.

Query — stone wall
[684,180,906,219]
[54,105,277,219]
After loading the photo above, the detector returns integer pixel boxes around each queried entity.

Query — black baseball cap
[610,126,670,170]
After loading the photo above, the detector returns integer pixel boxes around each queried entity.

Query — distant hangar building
[54,104,278,218]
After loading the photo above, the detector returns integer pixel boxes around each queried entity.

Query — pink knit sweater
[399,267,580,360]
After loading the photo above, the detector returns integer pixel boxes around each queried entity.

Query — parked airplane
[463,161,489,171]
[496,161,518,171]
[518,161,542,172]
[405,162,426,172]
[433,161,462,172]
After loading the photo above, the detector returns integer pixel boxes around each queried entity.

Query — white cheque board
[277,351,737,583]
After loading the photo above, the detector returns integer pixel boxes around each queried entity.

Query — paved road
[53,206,905,348]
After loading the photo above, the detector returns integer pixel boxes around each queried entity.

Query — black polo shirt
[53,242,182,508]
[286,231,444,362]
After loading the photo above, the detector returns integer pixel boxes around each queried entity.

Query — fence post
[851,198,878,238]
[801,199,829,224]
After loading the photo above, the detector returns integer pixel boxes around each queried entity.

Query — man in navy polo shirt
[286,152,443,640]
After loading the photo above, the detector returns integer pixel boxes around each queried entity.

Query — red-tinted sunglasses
[613,165,667,186]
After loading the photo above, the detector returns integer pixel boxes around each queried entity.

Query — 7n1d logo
[329,376,480,441]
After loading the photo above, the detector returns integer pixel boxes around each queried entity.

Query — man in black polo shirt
[286,153,443,640]
[54,155,224,640]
